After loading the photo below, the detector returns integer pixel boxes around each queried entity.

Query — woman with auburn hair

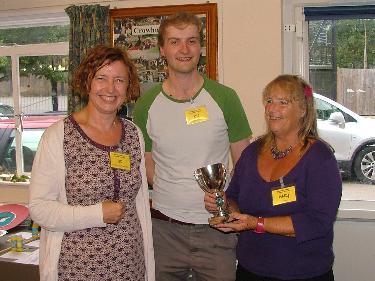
[29,45,154,281]
[205,75,342,281]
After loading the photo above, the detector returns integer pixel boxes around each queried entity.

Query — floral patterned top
[57,116,145,281]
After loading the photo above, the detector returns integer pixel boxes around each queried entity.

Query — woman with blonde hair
[205,75,342,281]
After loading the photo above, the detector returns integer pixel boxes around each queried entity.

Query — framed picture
[110,3,218,97]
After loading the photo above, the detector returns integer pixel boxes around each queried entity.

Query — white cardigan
[29,119,155,281]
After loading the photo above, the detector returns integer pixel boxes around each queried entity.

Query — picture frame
[110,3,218,97]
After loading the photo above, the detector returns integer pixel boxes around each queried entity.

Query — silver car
[314,93,375,184]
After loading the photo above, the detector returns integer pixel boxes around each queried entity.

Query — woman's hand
[213,212,257,233]
[102,201,125,224]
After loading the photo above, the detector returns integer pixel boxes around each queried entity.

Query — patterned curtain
[65,5,110,113]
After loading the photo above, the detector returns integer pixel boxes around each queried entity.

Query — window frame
[283,0,373,77]
[283,0,375,220]
[0,42,68,175]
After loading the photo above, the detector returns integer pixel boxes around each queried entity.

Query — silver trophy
[194,163,229,225]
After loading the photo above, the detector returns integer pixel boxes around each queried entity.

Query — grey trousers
[152,218,237,281]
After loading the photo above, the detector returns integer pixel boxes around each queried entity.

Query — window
[307,6,375,186]
[0,56,12,119]
[283,1,375,225]
[305,7,375,106]
[283,2,375,183]
[1,129,44,173]
[315,96,356,122]
[0,117,61,173]
[0,14,69,176]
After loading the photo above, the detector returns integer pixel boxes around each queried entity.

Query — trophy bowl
[194,163,229,225]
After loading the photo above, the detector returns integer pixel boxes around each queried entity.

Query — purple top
[226,139,342,280]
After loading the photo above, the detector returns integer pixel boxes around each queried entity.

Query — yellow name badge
[110,152,131,170]
[272,186,297,206]
[185,106,209,125]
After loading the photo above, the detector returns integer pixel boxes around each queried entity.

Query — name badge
[185,106,209,125]
[272,185,297,206]
[110,152,131,170]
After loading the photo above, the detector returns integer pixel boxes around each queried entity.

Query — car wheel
[353,146,375,184]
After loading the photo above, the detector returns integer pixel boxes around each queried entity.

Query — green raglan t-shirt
[133,77,251,224]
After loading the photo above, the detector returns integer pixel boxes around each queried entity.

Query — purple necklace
[270,145,293,159]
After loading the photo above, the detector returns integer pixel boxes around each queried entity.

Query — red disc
[0,204,29,231]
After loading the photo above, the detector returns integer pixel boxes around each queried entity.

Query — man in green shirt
[134,12,251,281]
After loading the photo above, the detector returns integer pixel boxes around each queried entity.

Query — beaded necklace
[270,145,293,159]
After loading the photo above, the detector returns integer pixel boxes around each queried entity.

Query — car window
[0,128,45,173]
[314,97,356,122]
[20,129,44,153]
[0,129,15,173]
[0,104,14,118]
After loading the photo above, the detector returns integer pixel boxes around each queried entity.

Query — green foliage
[309,19,375,69]
[336,19,375,68]
[0,25,68,45]
[0,56,10,80]
[11,174,30,182]
[20,56,68,83]
[0,173,30,182]
[0,25,69,82]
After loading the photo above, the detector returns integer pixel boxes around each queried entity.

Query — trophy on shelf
[194,163,229,225]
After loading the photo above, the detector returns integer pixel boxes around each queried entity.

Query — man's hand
[204,191,227,213]
[204,192,218,213]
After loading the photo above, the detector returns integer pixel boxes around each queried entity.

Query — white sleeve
[28,120,106,232]
[134,123,155,281]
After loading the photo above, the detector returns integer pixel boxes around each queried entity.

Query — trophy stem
[208,192,229,225]
[208,211,229,225]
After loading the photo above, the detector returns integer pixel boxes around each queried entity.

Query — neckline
[161,77,205,103]
[256,139,318,184]
[68,115,124,151]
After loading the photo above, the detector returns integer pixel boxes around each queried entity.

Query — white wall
[334,219,375,281]
[221,0,282,137]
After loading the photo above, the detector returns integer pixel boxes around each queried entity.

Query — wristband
[253,217,265,234]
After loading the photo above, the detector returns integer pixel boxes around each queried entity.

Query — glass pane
[308,19,375,103]
[0,125,15,174]
[315,97,336,120]
[20,116,63,173]
[21,128,45,172]
[0,56,13,118]
[308,18,375,185]
[0,25,69,46]
[0,116,63,174]
[19,55,68,115]
[0,56,15,174]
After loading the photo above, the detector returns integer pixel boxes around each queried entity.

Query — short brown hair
[258,74,318,153]
[73,45,140,102]
[158,12,204,47]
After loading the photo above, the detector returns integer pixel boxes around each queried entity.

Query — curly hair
[72,45,140,102]
[157,12,204,47]
[258,74,318,154]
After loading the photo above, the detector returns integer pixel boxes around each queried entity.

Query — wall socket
[283,24,296,32]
